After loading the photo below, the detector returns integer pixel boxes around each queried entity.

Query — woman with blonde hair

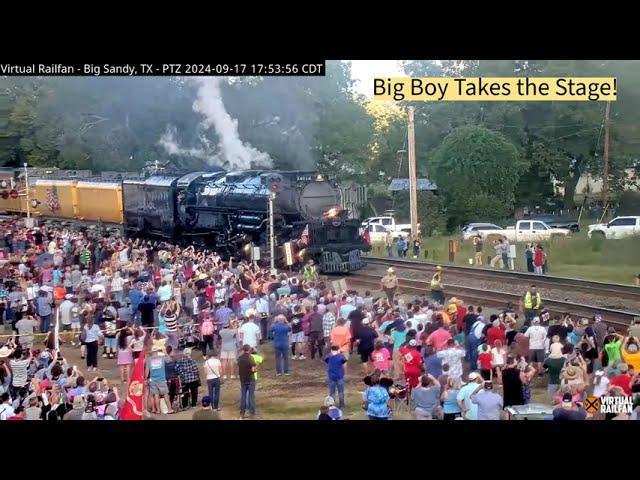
[219,319,239,379]
[440,377,462,421]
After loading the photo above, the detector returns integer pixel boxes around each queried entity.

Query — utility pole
[407,106,419,240]
[602,101,611,221]
[269,190,276,274]
[24,163,31,220]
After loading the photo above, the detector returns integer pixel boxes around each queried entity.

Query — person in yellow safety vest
[520,284,542,326]
[430,266,445,305]
[303,260,318,282]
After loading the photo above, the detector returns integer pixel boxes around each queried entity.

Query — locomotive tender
[0,167,368,272]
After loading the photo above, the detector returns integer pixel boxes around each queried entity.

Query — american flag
[300,224,309,245]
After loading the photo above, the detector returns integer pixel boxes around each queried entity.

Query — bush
[589,233,605,252]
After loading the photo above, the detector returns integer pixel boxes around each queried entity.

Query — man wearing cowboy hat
[380,268,398,305]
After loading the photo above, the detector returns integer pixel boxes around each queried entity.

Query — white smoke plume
[159,77,272,170]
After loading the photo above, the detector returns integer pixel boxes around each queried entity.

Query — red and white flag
[300,224,309,245]
[119,350,146,420]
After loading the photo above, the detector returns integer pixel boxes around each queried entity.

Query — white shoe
[230,375,236,379]
[299,355,306,360]
[102,353,107,358]
[223,375,228,380]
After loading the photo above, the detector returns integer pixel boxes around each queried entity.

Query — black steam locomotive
[122,170,369,272]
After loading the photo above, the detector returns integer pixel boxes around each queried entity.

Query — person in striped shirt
[161,299,181,351]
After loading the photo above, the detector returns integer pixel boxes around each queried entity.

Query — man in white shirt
[157,281,173,303]
[255,294,270,344]
[238,314,261,349]
[0,393,15,420]
[59,294,75,331]
[524,317,548,375]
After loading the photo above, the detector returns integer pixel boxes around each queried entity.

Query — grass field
[369,223,640,285]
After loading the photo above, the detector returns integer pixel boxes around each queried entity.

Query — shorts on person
[149,380,169,396]
[529,349,544,363]
[71,321,81,330]
[290,331,305,343]
[104,337,117,349]
[221,350,237,361]
[117,349,134,366]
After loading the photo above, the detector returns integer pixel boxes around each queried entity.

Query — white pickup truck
[587,216,640,239]
[361,216,414,234]
[473,220,572,243]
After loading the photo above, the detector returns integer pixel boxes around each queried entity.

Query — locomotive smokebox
[299,180,340,219]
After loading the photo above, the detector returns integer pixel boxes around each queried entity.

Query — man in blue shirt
[36,290,52,333]
[214,302,233,328]
[270,315,292,375]
[128,283,144,326]
[456,372,483,420]
[145,345,171,414]
[325,345,347,409]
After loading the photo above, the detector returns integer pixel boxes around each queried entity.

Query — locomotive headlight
[315,174,324,182]
[324,207,340,218]
[298,248,306,260]
[243,244,252,253]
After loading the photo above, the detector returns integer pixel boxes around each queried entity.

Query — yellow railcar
[75,181,124,224]
[31,179,77,219]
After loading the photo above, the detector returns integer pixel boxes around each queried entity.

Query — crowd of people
[0,217,638,421]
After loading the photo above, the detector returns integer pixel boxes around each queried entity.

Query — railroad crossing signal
[9,190,18,199]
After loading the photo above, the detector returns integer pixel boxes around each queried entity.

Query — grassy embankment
[368,222,640,285]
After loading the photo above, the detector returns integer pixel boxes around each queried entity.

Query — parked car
[587,216,640,239]
[361,216,414,235]
[363,223,409,244]
[462,223,504,240]
[471,220,571,243]
[527,215,580,232]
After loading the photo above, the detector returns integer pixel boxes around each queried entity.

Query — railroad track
[364,256,640,302]
[349,271,639,330]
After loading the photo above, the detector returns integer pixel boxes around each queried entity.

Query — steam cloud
[159,77,272,170]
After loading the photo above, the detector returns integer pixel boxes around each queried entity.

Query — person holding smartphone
[470,381,503,420]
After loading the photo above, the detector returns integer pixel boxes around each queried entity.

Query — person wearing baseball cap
[552,392,587,420]
[399,338,424,390]
[354,316,378,376]
[456,371,483,420]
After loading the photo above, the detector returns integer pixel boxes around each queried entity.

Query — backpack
[201,319,214,336]
[469,320,483,342]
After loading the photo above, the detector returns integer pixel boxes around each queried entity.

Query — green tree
[432,125,526,229]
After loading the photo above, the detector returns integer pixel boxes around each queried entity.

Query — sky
[349,60,406,97]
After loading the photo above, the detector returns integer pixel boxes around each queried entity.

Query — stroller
[389,382,411,415]
[167,376,187,413]
[178,320,200,352]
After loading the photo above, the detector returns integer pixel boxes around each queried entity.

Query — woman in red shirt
[399,339,424,390]
[486,317,506,348]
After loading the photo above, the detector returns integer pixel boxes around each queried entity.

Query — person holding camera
[470,380,503,420]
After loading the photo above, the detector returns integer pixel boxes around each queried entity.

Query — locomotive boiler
[0,167,368,272]
[122,169,368,271]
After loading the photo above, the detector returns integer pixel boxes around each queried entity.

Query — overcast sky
[349,60,406,97]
